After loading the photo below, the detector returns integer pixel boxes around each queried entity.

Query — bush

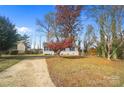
[25,50,32,54]
[88,48,97,55]
[117,43,124,59]
[10,50,18,55]
[30,49,43,54]
[45,54,50,55]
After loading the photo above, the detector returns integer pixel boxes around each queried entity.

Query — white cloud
[16,26,31,33]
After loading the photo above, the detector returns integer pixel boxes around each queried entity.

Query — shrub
[10,50,18,55]
[25,50,32,54]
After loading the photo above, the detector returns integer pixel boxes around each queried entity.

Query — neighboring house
[43,42,79,56]
[8,40,26,54]
[17,40,26,54]
[30,49,43,54]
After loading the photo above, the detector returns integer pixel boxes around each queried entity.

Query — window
[70,47,75,51]
[44,47,48,51]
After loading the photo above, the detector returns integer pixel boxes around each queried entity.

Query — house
[17,40,26,54]
[30,49,43,54]
[43,42,79,56]
[8,40,26,54]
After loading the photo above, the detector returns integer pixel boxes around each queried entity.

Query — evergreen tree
[0,16,18,56]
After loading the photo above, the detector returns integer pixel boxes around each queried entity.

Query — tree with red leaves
[47,36,74,55]
[46,5,82,55]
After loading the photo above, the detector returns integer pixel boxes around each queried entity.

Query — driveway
[0,58,55,87]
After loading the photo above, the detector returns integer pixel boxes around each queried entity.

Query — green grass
[0,54,50,72]
[46,56,124,87]
[0,56,25,72]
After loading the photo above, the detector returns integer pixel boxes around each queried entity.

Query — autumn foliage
[47,37,74,55]
[45,6,82,55]
[56,5,82,37]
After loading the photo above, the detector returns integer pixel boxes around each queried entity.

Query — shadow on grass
[0,56,28,61]
[62,56,87,59]
[0,55,55,60]
[45,55,88,60]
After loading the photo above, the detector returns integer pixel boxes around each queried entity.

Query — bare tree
[36,12,60,42]
[86,6,124,60]
[83,25,96,54]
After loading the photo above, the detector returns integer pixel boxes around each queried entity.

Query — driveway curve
[0,58,55,87]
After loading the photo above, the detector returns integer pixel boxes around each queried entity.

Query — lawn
[0,56,24,72]
[0,54,50,72]
[46,56,124,87]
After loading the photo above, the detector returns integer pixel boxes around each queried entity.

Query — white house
[60,47,79,55]
[17,40,26,54]
[43,43,79,56]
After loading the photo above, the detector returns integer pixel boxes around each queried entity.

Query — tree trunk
[77,40,82,56]
[0,51,1,57]
[110,41,124,59]
[101,46,106,58]
[107,54,111,60]
[107,47,111,60]
[107,56,111,60]
[79,51,82,56]
[78,48,82,56]
[54,50,61,56]
[84,49,88,56]
[112,52,117,59]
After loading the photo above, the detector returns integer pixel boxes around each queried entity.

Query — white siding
[43,48,79,56]
[43,50,54,55]
[17,42,25,53]
[60,51,79,56]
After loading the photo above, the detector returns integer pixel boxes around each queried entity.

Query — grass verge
[0,56,24,72]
